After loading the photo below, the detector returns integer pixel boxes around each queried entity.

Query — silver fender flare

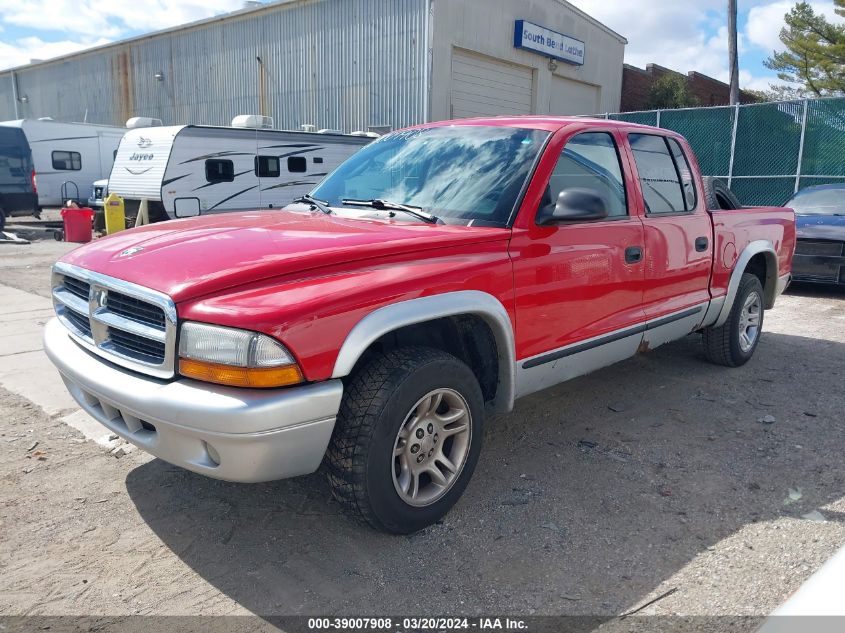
[331,290,516,413]
[713,240,778,328]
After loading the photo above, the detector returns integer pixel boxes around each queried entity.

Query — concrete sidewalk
[0,283,116,445]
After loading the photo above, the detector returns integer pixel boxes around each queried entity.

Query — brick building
[621,63,758,112]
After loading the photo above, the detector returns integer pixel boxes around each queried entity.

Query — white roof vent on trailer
[300,124,317,133]
[126,117,163,128]
[318,128,344,135]
[231,114,274,129]
[351,130,381,138]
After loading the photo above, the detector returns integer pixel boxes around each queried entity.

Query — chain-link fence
[600,97,845,206]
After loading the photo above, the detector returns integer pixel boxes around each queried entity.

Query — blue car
[785,184,845,285]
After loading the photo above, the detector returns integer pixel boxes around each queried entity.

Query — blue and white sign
[513,20,585,66]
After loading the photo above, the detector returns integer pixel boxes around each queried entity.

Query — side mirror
[537,187,609,225]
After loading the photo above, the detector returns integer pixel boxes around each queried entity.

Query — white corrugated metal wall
[0,0,429,133]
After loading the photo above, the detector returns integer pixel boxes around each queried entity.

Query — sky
[569,0,844,91]
[0,0,844,91]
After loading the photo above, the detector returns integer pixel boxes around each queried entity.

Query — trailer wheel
[325,347,485,534]
[0,206,6,233]
[702,177,742,210]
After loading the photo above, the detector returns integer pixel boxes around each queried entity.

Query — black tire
[0,206,6,233]
[702,177,742,210]
[326,347,485,534]
[703,273,764,367]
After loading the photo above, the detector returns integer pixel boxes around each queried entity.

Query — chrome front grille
[106,291,167,329]
[63,276,91,301]
[52,262,177,379]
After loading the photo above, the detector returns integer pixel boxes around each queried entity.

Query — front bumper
[44,318,343,482]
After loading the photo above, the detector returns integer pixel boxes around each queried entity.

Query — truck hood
[61,210,510,302]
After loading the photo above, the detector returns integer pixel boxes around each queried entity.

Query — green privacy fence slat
[799,176,845,190]
[802,98,845,177]
[732,101,802,177]
[600,97,845,206]
[730,178,798,206]
[660,106,735,177]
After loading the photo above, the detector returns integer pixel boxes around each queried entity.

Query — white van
[107,119,375,220]
[0,119,125,208]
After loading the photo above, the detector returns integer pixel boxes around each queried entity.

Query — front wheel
[703,273,764,367]
[325,347,485,534]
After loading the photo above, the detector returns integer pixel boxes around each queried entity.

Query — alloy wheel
[392,388,472,507]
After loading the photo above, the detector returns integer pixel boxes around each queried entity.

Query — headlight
[178,322,303,388]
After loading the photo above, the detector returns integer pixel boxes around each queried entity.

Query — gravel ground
[0,240,78,298]
[0,244,843,624]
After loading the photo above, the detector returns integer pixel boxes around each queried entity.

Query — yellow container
[104,192,125,235]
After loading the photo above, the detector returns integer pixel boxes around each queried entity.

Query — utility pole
[728,0,739,104]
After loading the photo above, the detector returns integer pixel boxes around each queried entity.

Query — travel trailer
[0,119,125,208]
[107,117,376,220]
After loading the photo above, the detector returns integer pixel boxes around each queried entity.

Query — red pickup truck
[44,117,794,533]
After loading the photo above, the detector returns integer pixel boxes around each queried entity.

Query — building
[0,0,626,132]
[621,63,758,112]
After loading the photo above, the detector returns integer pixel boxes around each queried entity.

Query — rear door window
[667,138,697,211]
[628,134,686,214]
[0,132,29,182]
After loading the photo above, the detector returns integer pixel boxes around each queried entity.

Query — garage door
[451,49,533,118]
[549,75,599,115]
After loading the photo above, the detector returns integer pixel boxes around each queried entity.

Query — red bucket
[60,207,96,243]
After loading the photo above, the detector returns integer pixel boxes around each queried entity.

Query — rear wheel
[703,273,764,367]
[0,206,6,233]
[325,347,485,534]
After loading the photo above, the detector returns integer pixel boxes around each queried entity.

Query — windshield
[310,125,549,226]
[787,188,845,215]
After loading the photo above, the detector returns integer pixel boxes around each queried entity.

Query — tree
[750,85,812,102]
[764,1,845,96]
[646,74,700,109]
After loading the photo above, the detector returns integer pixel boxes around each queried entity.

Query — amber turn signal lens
[179,358,304,388]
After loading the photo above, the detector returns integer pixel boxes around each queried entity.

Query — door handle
[695,236,709,252]
[624,246,643,264]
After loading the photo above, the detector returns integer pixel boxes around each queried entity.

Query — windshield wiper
[342,198,439,224]
[292,194,332,215]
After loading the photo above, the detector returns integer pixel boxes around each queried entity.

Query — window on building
[255,155,280,178]
[287,156,307,173]
[205,159,234,183]
[544,132,627,218]
[628,133,686,214]
[52,151,81,171]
